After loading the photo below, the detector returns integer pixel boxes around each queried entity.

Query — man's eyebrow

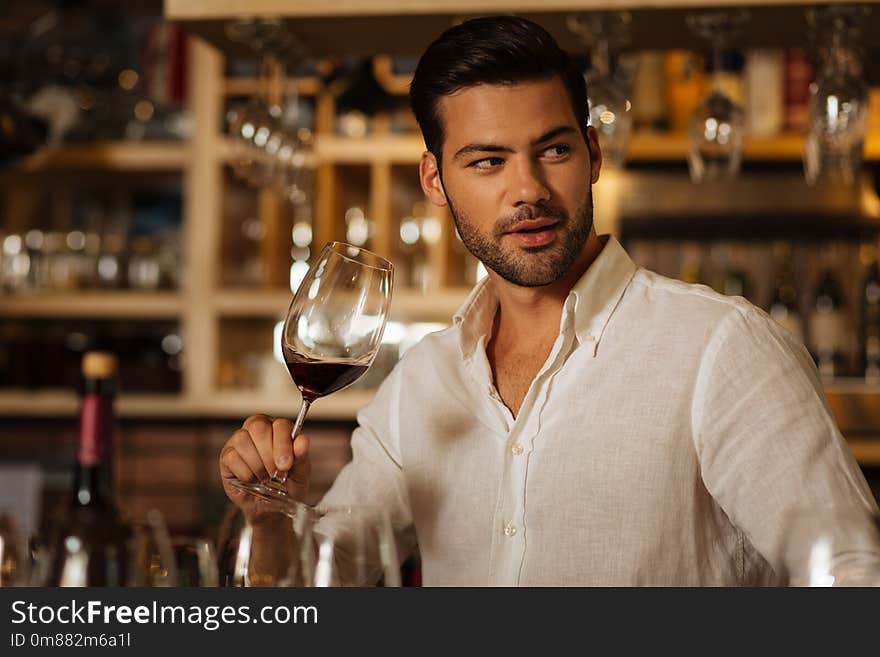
[531,126,577,146]
[452,126,578,161]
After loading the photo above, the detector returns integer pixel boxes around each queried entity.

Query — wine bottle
[48,352,131,586]
[768,242,803,343]
[859,242,880,382]
[720,242,752,300]
[809,246,849,379]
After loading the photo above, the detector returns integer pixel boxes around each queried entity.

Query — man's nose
[511,159,551,206]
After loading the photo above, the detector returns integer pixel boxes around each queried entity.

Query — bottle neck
[73,380,115,508]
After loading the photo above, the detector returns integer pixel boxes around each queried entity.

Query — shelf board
[167,1,880,78]
[205,389,377,419]
[847,438,880,466]
[0,292,183,319]
[168,0,868,20]
[0,389,374,420]
[627,132,880,163]
[16,141,188,172]
[218,132,880,166]
[213,287,469,320]
[0,392,198,419]
[224,76,322,97]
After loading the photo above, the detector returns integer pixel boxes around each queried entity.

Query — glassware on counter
[217,501,315,587]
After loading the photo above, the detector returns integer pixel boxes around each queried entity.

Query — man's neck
[489,230,606,345]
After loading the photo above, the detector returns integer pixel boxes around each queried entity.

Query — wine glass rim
[324,241,393,272]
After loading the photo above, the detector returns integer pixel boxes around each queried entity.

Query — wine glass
[803,5,870,187]
[311,504,401,587]
[778,506,880,586]
[686,10,749,183]
[229,241,394,505]
[217,501,316,587]
[567,12,634,168]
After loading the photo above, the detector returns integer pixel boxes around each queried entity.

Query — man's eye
[543,144,571,158]
[469,157,503,170]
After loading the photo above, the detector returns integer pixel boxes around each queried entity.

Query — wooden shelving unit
[0,292,183,319]
[3,5,880,465]
[16,141,188,172]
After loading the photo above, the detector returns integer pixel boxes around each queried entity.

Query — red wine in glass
[282,346,369,402]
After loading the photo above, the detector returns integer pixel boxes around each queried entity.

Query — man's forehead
[437,76,577,146]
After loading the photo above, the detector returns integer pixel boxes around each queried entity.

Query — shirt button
[510,443,524,456]
[503,523,517,538]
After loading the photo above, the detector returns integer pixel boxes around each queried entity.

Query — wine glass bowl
[685,9,749,183]
[802,6,870,186]
[688,90,746,182]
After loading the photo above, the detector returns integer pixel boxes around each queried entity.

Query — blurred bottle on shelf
[709,49,746,107]
[719,243,752,301]
[784,49,814,133]
[630,51,668,131]
[744,49,785,137]
[663,50,707,131]
[678,242,703,284]
[768,242,803,343]
[859,241,880,382]
[809,244,849,379]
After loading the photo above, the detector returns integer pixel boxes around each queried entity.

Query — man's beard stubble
[447,188,594,288]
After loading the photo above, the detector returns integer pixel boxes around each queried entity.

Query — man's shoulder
[628,267,767,326]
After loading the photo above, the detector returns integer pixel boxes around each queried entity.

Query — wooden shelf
[0,389,375,420]
[217,132,880,166]
[0,292,183,320]
[224,77,321,97]
[0,392,196,419]
[213,287,469,320]
[627,132,880,163]
[166,1,880,75]
[847,438,880,466]
[15,141,188,172]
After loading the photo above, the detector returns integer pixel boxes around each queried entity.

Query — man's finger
[272,418,295,473]
[231,429,270,481]
[221,445,258,483]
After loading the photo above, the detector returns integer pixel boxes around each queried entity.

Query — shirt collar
[452,235,637,359]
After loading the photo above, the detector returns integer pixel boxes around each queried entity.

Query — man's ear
[585,126,602,185]
[419,151,448,207]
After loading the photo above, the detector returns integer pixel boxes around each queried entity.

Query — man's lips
[504,217,560,234]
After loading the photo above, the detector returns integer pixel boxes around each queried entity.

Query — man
[219,16,877,585]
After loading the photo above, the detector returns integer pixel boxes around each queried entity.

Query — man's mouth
[503,218,561,247]
[505,218,560,234]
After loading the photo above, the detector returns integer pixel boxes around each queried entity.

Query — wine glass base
[228,478,299,513]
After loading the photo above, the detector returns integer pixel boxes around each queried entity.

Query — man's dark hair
[409,15,589,169]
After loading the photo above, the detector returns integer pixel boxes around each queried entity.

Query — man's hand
[219,414,311,519]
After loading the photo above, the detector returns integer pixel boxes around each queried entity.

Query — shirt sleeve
[691,305,878,575]
[314,357,417,584]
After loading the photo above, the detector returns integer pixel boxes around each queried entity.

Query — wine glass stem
[272,398,311,484]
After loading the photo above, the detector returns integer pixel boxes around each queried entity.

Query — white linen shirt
[319,235,877,585]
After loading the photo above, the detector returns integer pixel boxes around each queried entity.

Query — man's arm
[692,306,878,577]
